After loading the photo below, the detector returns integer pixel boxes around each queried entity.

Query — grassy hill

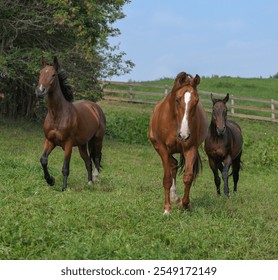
[136,76,278,100]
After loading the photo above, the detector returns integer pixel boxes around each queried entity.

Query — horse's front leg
[40,139,56,186]
[180,149,197,210]
[222,155,232,197]
[208,158,221,195]
[158,149,172,215]
[62,141,73,191]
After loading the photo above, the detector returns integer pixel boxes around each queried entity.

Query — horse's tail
[178,151,202,181]
[88,138,103,172]
[87,103,106,172]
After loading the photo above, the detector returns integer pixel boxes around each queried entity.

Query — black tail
[178,151,202,181]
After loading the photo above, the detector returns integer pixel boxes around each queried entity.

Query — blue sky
[109,0,278,81]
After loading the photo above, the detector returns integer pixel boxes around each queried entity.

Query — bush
[253,136,278,168]
[105,109,151,145]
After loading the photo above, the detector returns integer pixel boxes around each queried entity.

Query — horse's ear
[53,56,60,71]
[223,93,229,104]
[193,74,201,86]
[42,57,47,67]
[174,72,188,86]
[211,93,217,104]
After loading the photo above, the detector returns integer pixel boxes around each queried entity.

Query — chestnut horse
[204,94,243,196]
[36,57,106,191]
[149,72,208,214]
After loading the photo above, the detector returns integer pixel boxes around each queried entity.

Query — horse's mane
[57,69,74,102]
[172,72,194,92]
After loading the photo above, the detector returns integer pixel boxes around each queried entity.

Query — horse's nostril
[178,132,190,141]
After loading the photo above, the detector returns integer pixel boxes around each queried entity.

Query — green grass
[139,76,278,100]
[0,106,278,260]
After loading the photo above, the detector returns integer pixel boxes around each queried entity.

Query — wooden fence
[102,81,278,123]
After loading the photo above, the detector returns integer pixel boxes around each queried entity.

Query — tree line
[0,0,134,119]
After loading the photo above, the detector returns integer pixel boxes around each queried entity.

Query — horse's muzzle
[216,126,226,136]
[35,86,47,97]
[178,132,190,142]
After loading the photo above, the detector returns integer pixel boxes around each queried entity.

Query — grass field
[138,76,278,99]
[0,98,277,260]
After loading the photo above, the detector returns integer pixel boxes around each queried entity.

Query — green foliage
[255,136,278,168]
[105,109,151,145]
[0,0,134,118]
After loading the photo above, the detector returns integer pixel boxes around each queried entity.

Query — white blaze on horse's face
[178,91,192,141]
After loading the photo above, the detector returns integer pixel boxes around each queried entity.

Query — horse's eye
[176,98,181,105]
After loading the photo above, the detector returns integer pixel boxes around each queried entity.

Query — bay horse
[36,57,106,191]
[204,94,243,196]
[149,72,208,214]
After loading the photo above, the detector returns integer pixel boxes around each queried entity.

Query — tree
[0,0,134,118]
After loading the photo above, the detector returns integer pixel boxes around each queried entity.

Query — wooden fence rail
[102,81,278,123]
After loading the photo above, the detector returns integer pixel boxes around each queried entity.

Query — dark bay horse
[149,72,208,214]
[36,57,106,191]
[205,94,243,196]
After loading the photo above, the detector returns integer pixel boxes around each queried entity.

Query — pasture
[0,97,277,260]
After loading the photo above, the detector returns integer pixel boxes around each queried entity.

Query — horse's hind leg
[78,144,93,185]
[61,141,73,191]
[88,136,104,183]
[208,158,221,195]
[232,151,242,193]
[40,139,56,186]
[169,156,180,204]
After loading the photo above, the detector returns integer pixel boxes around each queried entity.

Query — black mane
[57,68,74,102]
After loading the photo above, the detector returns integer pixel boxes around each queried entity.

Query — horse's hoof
[163,209,170,215]
[47,176,55,186]
[93,177,100,184]
[224,192,230,198]
[62,187,67,192]
[88,181,93,185]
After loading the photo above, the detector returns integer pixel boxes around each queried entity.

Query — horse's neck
[164,91,176,116]
[209,120,219,138]
[47,80,71,119]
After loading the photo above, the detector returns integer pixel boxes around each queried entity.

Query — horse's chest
[206,141,228,160]
[46,128,66,145]
[211,147,226,159]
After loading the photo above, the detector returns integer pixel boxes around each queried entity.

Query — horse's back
[73,101,106,141]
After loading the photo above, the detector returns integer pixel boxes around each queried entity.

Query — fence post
[271,99,275,121]
[164,85,169,96]
[128,84,133,101]
[231,94,235,115]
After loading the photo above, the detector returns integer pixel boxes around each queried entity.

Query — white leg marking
[93,168,99,183]
[170,179,179,203]
[179,91,191,139]
[163,209,170,215]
